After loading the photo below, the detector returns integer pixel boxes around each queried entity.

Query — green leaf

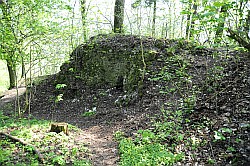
[213,2,224,7]
[180,10,191,15]
[220,128,232,133]
[64,5,73,10]
[55,94,64,103]
[202,12,216,17]
[56,84,67,90]
[214,131,226,140]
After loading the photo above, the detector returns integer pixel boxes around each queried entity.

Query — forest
[0,0,249,165]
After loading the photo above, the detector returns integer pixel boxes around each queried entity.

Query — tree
[114,0,125,33]
[215,3,229,43]
[80,0,88,41]
[152,0,157,37]
[227,6,250,52]
[132,0,157,37]
[0,0,17,89]
[185,0,197,39]
[0,0,64,89]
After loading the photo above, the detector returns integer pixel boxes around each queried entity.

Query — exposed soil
[0,45,249,165]
[0,86,26,108]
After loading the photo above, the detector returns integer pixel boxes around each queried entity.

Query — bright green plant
[56,84,67,90]
[119,138,183,166]
[0,141,12,163]
[52,156,65,165]
[208,158,216,164]
[183,94,196,113]
[82,110,96,117]
[214,131,226,141]
[227,146,236,153]
[117,106,186,165]
[55,94,64,103]
[73,159,91,166]
[82,106,97,117]
[54,84,66,104]
[114,130,125,141]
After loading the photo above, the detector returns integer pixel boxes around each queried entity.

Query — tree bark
[50,123,69,135]
[227,28,250,52]
[80,0,87,41]
[245,10,250,40]
[152,0,156,37]
[186,0,197,39]
[215,5,228,43]
[21,57,25,78]
[6,58,16,89]
[114,0,125,33]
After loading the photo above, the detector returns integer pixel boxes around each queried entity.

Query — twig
[209,141,217,165]
[0,132,44,163]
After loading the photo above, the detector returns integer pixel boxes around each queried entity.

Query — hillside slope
[1,35,249,165]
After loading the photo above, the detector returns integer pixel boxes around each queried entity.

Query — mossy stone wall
[57,34,193,92]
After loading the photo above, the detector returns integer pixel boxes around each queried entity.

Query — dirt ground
[0,86,26,108]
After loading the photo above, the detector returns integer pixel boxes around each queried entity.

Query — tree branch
[227,28,250,52]
[0,132,44,163]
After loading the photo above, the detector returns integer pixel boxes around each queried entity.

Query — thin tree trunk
[245,10,250,40]
[186,0,197,39]
[215,5,227,43]
[190,1,197,38]
[6,59,16,89]
[80,0,87,41]
[21,57,25,78]
[152,0,156,37]
[114,0,125,33]
[165,21,168,38]
[185,4,191,38]
[227,28,250,52]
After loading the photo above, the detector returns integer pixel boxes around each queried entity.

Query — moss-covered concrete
[57,34,194,94]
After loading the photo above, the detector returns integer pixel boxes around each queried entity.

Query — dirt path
[0,86,122,166]
[79,126,119,165]
[0,87,26,108]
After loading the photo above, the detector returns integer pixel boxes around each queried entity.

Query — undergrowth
[115,52,234,165]
[0,111,91,166]
[115,54,196,165]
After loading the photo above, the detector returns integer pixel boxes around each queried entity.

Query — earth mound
[56,34,195,98]
[1,34,249,165]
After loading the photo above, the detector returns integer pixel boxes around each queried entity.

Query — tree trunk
[190,1,197,38]
[227,28,250,52]
[21,57,25,78]
[245,10,250,40]
[80,0,87,41]
[50,123,69,135]
[215,5,228,43]
[165,21,168,38]
[186,13,191,38]
[6,59,16,89]
[114,0,125,33]
[152,0,156,37]
[186,0,197,39]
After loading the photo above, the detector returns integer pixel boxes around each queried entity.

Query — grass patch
[0,111,91,165]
